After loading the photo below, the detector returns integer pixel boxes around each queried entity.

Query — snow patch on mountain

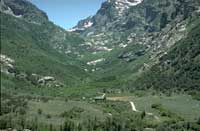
[67,21,93,32]
[111,0,143,15]
[94,46,113,52]
[67,27,85,32]
[67,28,79,32]
[114,0,143,6]
[0,2,23,18]
[126,0,143,6]
[87,58,105,66]
[119,43,128,48]
[83,21,93,28]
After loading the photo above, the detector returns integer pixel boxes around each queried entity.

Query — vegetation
[0,0,200,130]
[133,21,200,92]
[0,12,89,87]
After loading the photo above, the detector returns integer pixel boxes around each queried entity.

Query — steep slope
[133,19,200,91]
[71,0,200,88]
[1,0,200,91]
[0,0,90,89]
[0,1,200,130]
[0,0,48,24]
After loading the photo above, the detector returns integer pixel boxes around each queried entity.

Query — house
[94,93,106,101]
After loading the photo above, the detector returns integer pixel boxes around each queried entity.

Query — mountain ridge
[1,0,200,130]
[68,0,200,90]
[1,0,199,91]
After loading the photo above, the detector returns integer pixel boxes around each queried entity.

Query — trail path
[107,96,160,121]
[129,101,160,121]
[129,101,139,112]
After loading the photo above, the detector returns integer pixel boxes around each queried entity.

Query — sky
[30,0,105,29]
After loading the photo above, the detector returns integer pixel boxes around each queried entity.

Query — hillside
[0,0,200,131]
[0,0,90,89]
[70,0,200,90]
[134,19,200,91]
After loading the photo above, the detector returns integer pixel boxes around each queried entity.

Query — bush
[65,98,69,102]
[188,91,200,101]
[151,103,162,109]
[46,114,51,119]
[37,108,42,115]
[41,97,50,103]
[18,107,26,115]
[141,111,146,119]
[60,107,84,119]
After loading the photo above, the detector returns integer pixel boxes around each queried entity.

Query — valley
[0,0,200,130]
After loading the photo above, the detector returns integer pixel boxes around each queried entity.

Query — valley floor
[1,86,200,131]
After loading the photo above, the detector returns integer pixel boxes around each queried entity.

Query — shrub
[141,111,146,119]
[18,107,26,115]
[41,97,50,103]
[151,103,162,109]
[37,108,42,115]
[188,91,200,101]
[46,114,51,119]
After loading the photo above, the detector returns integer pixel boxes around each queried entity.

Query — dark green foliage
[141,111,146,119]
[0,0,200,131]
[60,107,84,119]
[134,23,200,91]
[151,103,184,121]
[46,114,51,119]
[160,12,168,29]
[63,121,74,131]
[145,5,158,23]
[37,108,42,115]
[188,91,200,101]
[0,92,28,115]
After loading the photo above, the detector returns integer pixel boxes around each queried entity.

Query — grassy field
[1,84,200,130]
[107,94,200,121]
[22,90,200,126]
[27,99,107,125]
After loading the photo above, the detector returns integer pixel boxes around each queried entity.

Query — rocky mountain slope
[1,0,200,91]
[0,0,200,131]
[0,0,48,24]
[69,0,200,90]
[134,20,200,91]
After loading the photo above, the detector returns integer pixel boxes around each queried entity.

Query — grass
[1,1,200,130]
[27,99,107,125]
[112,94,200,121]
[1,84,200,130]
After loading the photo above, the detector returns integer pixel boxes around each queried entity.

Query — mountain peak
[107,0,143,6]
[67,0,144,32]
[107,0,143,15]
[0,0,48,24]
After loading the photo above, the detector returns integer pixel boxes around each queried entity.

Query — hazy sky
[30,0,105,29]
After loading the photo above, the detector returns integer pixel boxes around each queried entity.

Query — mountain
[0,0,91,89]
[0,0,48,24]
[133,19,200,92]
[71,0,200,55]
[1,0,200,131]
[1,0,199,92]
[72,0,199,33]
[69,0,200,90]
